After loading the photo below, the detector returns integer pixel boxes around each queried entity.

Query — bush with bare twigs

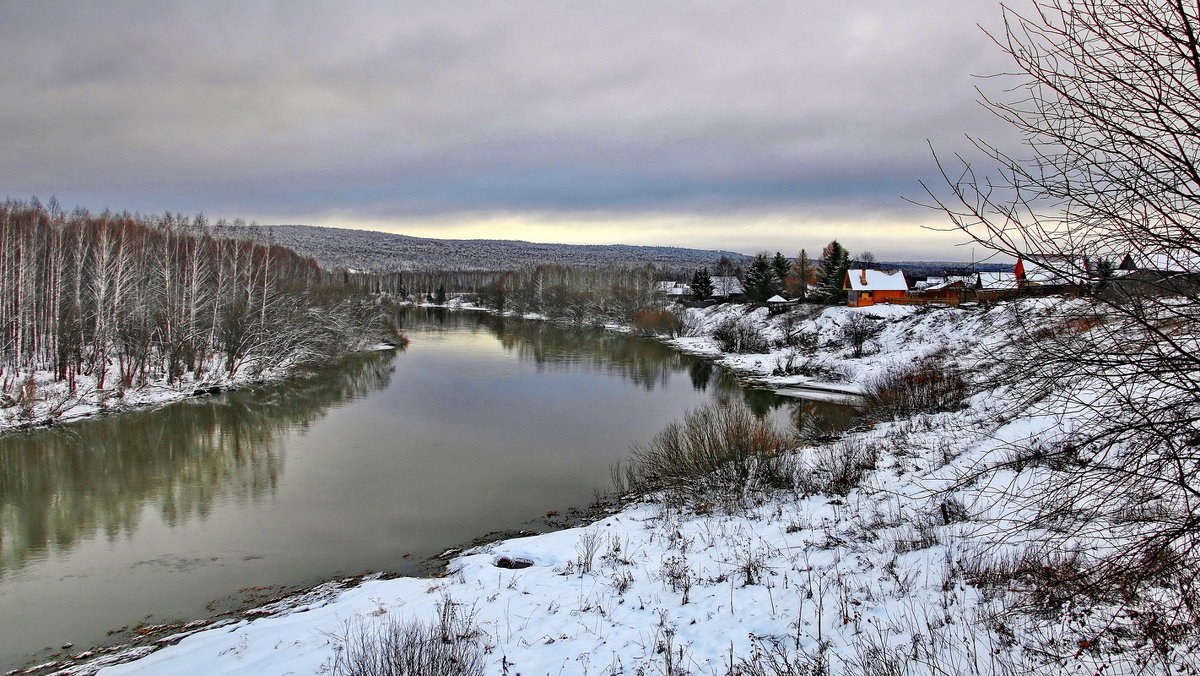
[615,403,794,508]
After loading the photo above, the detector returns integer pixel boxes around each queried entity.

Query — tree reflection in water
[0,351,395,575]
[396,308,860,439]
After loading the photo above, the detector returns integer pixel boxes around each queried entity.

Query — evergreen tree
[690,267,714,300]
[816,240,850,304]
[744,254,780,302]
[771,252,790,290]
[786,248,813,301]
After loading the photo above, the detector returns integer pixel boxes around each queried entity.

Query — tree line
[0,199,389,397]
[689,240,857,304]
[474,264,661,323]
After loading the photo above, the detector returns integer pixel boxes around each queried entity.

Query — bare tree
[839,313,881,359]
[925,0,1200,603]
[0,199,389,401]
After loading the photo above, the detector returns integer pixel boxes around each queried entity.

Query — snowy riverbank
[0,343,398,436]
[28,299,1197,675]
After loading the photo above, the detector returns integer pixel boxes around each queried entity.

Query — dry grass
[862,354,968,418]
[616,403,794,508]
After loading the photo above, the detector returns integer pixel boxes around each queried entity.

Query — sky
[0,1,1027,261]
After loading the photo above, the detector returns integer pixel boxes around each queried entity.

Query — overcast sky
[0,1,1026,260]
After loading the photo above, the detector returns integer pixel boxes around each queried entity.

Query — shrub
[631,309,683,336]
[618,403,794,508]
[328,598,484,676]
[713,317,772,353]
[862,356,968,418]
[796,436,881,496]
[839,313,882,358]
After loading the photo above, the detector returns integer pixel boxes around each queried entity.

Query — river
[0,309,854,670]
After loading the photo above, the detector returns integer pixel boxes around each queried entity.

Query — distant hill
[871,260,1013,281]
[249,224,752,273]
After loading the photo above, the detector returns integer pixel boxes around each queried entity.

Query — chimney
[860,269,868,286]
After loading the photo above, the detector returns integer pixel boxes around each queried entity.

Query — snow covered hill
[249,224,753,272]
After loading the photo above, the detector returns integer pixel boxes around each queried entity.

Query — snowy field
[22,300,1198,675]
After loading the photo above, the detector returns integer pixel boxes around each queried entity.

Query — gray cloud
[0,0,1022,253]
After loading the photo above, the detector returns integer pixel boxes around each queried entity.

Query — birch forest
[0,199,389,402]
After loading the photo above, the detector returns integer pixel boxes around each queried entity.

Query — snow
[977,270,1018,290]
[0,366,265,435]
[667,301,1014,392]
[34,298,1195,675]
[843,269,907,291]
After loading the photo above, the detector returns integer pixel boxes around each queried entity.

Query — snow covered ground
[666,301,1014,391]
[26,300,1198,675]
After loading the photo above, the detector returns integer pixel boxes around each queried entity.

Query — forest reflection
[397,308,859,432]
[0,351,396,575]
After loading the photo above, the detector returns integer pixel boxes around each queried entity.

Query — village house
[653,281,693,301]
[1110,251,1200,297]
[1016,255,1104,289]
[915,275,973,304]
[1116,251,1200,275]
[843,268,908,307]
[710,276,746,301]
[975,270,1020,301]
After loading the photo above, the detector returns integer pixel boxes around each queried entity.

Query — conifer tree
[690,267,714,300]
[744,254,780,302]
[771,252,790,291]
[816,240,850,304]
[786,249,813,301]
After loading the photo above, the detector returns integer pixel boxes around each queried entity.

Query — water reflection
[399,309,740,394]
[397,308,860,435]
[0,352,395,575]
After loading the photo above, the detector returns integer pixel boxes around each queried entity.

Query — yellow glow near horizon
[277,209,974,262]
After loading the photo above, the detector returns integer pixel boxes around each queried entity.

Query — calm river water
[0,309,851,669]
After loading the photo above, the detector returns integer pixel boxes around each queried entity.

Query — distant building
[710,276,746,300]
[1117,252,1200,274]
[653,281,693,301]
[916,276,971,304]
[976,271,1019,291]
[1110,251,1200,297]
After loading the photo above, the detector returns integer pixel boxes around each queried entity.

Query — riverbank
[8,498,620,676]
[27,298,1200,675]
[445,297,1013,402]
[0,342,399,436]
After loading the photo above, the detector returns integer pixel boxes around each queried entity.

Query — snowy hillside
[249,224,753,272]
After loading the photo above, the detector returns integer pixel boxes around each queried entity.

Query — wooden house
[843,269,908,307]
[916,275,972,303]
[653,281,693,302]
[1116,252,1200,275]
[710,276,746,301]
[974,270,1020,301]
[1109,251,1200,297]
